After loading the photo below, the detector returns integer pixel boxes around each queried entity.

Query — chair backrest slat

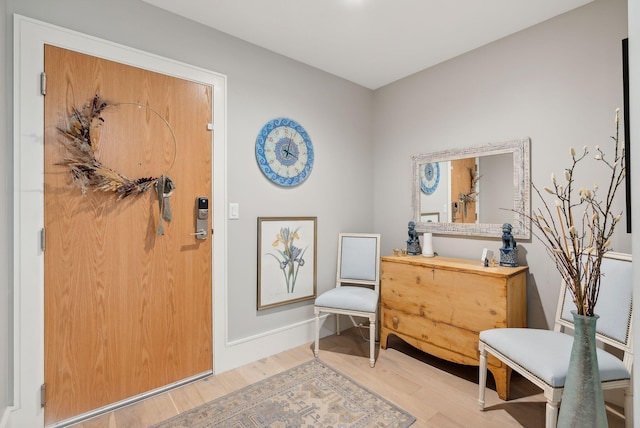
[555,251,633,353]
[336,233,381,290]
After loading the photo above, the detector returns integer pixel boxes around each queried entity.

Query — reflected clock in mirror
[420,162,440,195]
[411,138,530,239]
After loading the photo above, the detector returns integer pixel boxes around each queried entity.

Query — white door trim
[12,14,227,427]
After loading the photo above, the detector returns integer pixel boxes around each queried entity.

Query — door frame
[12,15,227,427]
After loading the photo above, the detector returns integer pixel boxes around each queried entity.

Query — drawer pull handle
[392,316,399,329]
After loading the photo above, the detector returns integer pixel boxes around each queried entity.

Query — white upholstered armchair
[478,251,633,428]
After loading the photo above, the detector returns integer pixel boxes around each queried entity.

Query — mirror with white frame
[411,138,531,239]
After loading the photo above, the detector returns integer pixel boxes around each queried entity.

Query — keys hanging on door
[156,175,176,236]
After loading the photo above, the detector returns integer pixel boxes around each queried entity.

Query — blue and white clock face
[256,118,314,187]
[420,162,440,194]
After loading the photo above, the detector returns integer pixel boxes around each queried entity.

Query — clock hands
[283,130,299,159]
[282,144,298,159]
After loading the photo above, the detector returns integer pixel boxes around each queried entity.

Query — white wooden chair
[314,233,381,367]
[478,251,633,428]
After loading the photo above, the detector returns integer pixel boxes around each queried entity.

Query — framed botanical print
[421,212,440,223]
[257,217,317,310]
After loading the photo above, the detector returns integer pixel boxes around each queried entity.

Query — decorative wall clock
[255,117,314,187]
[420,162,440,194]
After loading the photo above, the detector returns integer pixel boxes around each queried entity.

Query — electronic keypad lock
[191,196,208,240]
[197,196,208,219]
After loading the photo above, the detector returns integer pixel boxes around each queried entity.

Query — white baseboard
[0,406,12,428]
[214,315,335,374]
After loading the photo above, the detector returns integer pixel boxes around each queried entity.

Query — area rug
[151,359,416,428]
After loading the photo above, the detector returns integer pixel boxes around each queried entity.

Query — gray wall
[372,0,630,329]
[478,153,515,224]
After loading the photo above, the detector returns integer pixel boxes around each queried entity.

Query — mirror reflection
[419,153,514,224]
[411,139,530,238]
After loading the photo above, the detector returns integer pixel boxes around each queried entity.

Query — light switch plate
[229,203,239,219]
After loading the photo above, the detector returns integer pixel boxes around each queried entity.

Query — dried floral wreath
[57,95,177,235]
[57,94,175,199]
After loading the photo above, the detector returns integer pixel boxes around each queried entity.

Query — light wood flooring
[70,328,626,428]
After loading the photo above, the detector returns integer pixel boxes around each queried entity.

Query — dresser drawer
[381,307,480,362]
[381,262,509,331]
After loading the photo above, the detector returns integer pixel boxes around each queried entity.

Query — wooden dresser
[380,255,528,400]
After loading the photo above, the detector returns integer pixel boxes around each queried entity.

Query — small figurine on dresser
[406,221,422,255]
[499,223,518,267]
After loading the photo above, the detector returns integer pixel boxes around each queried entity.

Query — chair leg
[545,400,560,428]
[336,313,341,335]
[478,342,487,410]
[624,386,633,428]
[314,308,320,358]
[369,314,376,368]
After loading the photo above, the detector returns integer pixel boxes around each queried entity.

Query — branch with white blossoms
[524,109,625,316]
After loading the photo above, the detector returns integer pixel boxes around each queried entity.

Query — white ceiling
[141,0,593,90]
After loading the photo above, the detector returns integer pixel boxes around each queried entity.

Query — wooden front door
[450,158,477,223]
[43,45,213,425]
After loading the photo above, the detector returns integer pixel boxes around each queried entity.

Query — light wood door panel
[44,45,213,425]
[450,158,477,223]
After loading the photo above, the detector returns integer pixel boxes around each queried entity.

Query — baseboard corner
[0,406,12,428]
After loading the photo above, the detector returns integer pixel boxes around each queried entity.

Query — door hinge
[40,72,46,95]
[207,123,213,131]
[40,227,46,252]
[40,383,46,407]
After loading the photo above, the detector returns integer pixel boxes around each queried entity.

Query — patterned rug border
[151,358,416,427]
